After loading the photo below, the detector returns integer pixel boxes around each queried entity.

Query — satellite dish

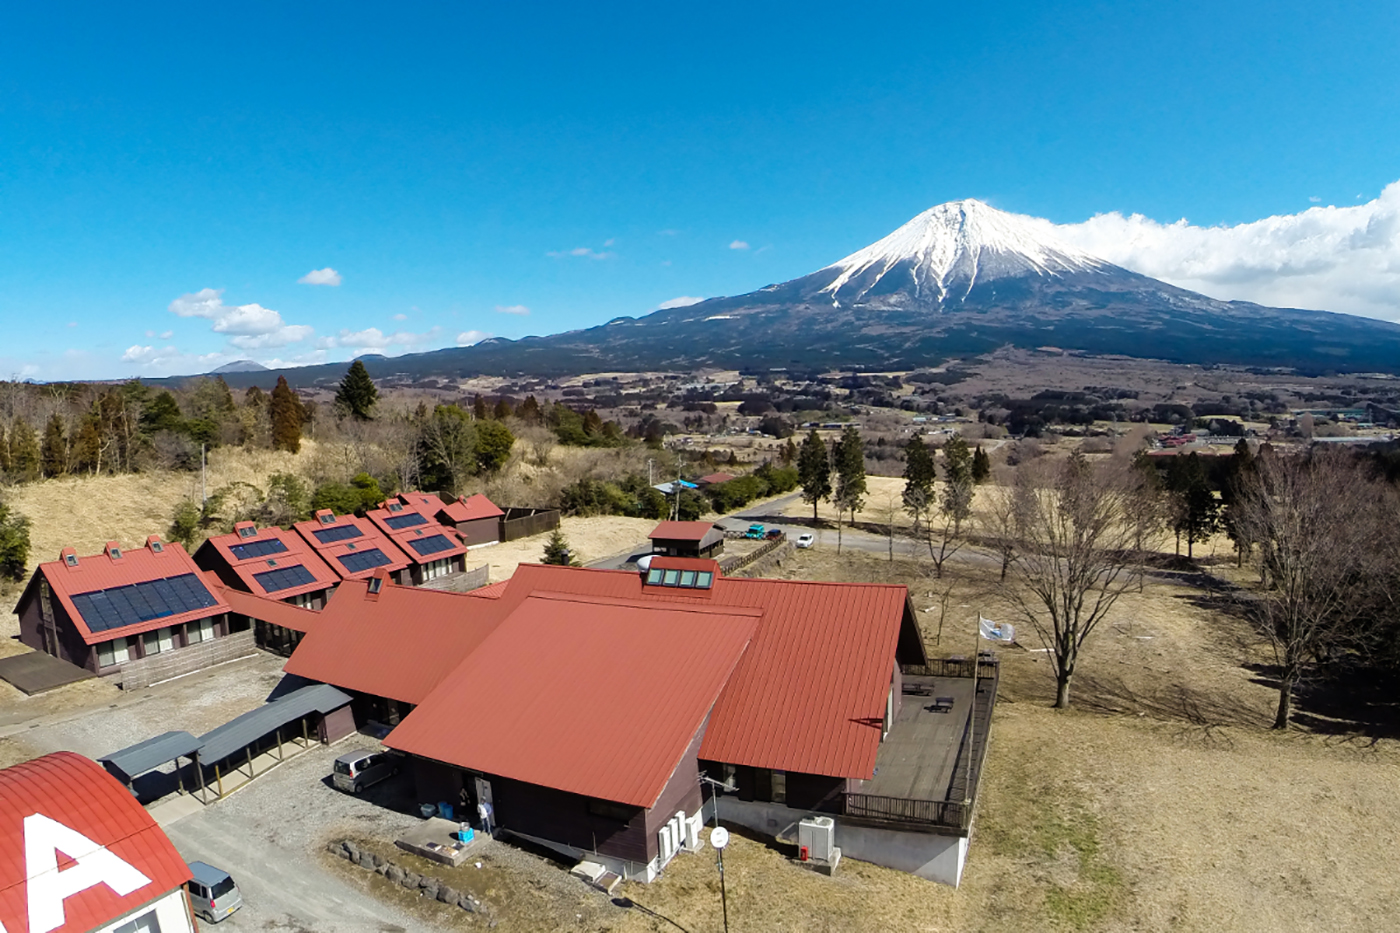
[710,827,729,850]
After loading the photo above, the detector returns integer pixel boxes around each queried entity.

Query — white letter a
[24,813,151,933]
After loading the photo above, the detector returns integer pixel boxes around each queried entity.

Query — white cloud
[1309,196,1322,203]
[456,330,489,346]
[317,326,442,351]
[548,246,614,260]
[121,344,227,371]
[168,287,314,348]
[657,296,704,309]
[603,238,616,247]
[392,313,408,321]
[298,267,342,286]
[1054,180,1400,321]
[729,240,749,250]
[495,304,530,316]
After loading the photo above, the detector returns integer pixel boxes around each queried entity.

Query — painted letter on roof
[23,813,152,933]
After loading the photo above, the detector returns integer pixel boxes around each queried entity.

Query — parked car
[333,748,400,794]
[745,523,766,539]
[764,528,784,539]
[186,861,243,923]
[795,533,815,549]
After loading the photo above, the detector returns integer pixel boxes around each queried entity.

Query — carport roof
[99,731,202,782]
[196,683,350,764]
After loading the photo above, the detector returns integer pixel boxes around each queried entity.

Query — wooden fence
[499,507,560,542]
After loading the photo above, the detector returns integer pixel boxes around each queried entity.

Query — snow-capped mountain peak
[817,198,1108,306]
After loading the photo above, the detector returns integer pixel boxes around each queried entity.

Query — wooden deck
[853,676,977,802]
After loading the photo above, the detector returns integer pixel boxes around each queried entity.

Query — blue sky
[2,1,1398,379]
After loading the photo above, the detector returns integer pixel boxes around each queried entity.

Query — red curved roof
[0,752,191,933]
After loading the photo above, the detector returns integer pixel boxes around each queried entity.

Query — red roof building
[647,521,726,559]
[695,472,736,486]
[14,538,236,683]
[364,500,471,585]
[283,572,508,726]
[211,582,321,657]
[0,752,197,933]
[433,493,505,547]
[291,510,412,586]
[194,522,339,609]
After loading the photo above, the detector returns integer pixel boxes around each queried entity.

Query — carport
[99,730,203,801]
[193,683,353,801]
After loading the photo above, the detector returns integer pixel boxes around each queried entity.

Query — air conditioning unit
[798,816,835,862]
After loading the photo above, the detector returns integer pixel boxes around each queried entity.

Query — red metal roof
[696,472,736,485]
[482,564,916,780]
[283,579,506,705]
[196,523,339,598]
[363,505,469,567]
[0,752,192,933]
[437,493,504,524]
[19,540,231,646]
[291,511,411,581]
[647,521,721,542]
[211,583,321,634]
[386,592,757,808]
[468,581,509,599]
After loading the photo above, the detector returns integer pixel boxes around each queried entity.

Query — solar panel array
[408,535,456,556]
[71,573,221,633]
[230,538,289,560]
[254,565,318,593]
[313,524,363,544]
[338,549,392,574]
[385,513,429,530]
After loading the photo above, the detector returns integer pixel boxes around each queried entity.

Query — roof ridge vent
[60,547,79,568]
[105,542,123,561]
[146,535,166,554]
[316,509,336,525]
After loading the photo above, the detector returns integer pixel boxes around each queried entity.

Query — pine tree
[40,414,67,478]
[518,395,542,423]
[493,398,513,420]
[270,376,303,453]
[334,361,379,420]
[0,499,31,581]
[797,429,832,520]
[1166,452,1219,559]
[971,445,992,484]
[0,424,9,472]
[9,420,40,482]
[902,436,936,522]
[834,425,867,526]
[541,528,580,566]
[941,435,974,533]
[780,438,798,465]
[72,417,100,474]
[214,376,237,412]
[473,394,488,420]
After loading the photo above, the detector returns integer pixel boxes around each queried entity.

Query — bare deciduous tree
[1006,451,1140,709]
[1231,449,1389,729]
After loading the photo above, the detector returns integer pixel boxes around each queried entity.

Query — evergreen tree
[473,394,488,420]
[902,436,936,522]
[834,425,867,525]
[780,437,798,465]
[140,391,184,435]
[797,429,832,520]
[971,445,992,484]
[493,398,513,420]
[0,499,31,581]
[9,420,40,482]
[244,385,268,409]
[541,528,580,566]
[40,414,67,478]
[940,436,975,534]
[72,417,100,474]
[518,395,542,423]
[334,361,379,420]
[214,376,237,412]
[1166,452,1219,559]
[269,376,303,453]
[475,420,516,473]
[0,425,8,472]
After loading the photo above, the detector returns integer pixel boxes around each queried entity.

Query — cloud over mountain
[1056,181,1400,321]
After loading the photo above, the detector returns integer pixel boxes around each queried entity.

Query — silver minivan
[186,861,243,923]
[333,748,400,794]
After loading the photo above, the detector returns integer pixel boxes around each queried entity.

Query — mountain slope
[207,200,1400,386]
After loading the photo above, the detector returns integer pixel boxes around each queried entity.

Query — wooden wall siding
[491,775,649,864]
[320,705,357,744]
[457,518,501,547]
[20,587,96,671]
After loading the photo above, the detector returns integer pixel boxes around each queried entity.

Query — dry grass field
[472,515,658,580]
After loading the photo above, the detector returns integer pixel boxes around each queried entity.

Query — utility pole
[648,458,655,487]
[201,443,207,507]
[699,773,733,933]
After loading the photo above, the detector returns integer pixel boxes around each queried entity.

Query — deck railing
[843,793,967,831]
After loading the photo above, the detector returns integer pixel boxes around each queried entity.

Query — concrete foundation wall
[714,797,968,887]
[118,630,257,689]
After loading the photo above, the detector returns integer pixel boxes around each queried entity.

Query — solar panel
[254,564,318,593]
[385,513,429,530]
[408,535,455,556]
[314,525,363,545]
[338,549,392,574]
[71,573,220,634]
[230,538,289,560]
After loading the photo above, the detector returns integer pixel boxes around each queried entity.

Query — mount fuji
[212,200,1400,385]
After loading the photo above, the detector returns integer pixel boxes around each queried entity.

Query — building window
[142,627,173,656]
[112,907,162,933]
[188,617,214,644]
[97,636,130,668]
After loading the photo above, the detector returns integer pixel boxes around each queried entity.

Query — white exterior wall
[714,798,969,887]
[91,887,196,933]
